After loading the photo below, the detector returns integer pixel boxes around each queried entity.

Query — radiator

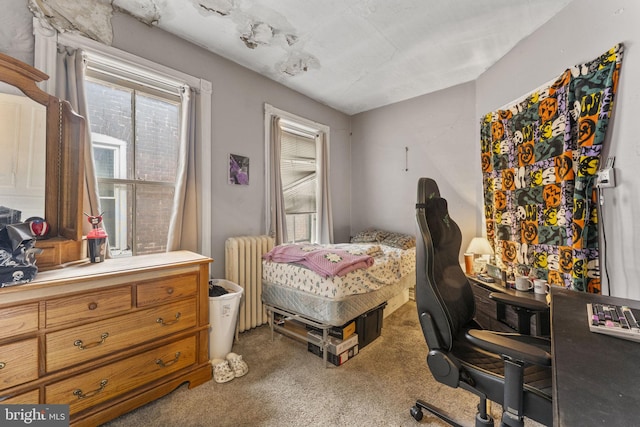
[225,235,274,332]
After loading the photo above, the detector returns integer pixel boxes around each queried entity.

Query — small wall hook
[405,146,409,172]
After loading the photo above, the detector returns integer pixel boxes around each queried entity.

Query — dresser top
[37,250,210,280]
[0,250,212,303]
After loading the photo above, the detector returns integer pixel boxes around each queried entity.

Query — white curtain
[55,46,100,236]
[316,131,333,244]
[167,87,198,251]
[268,116,288,245]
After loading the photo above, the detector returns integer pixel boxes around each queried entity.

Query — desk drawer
[45,335,196,415]
[45,298,197,372]
[136,273,198,307]
[46,287,132,328]
[471,285,494,329]
[470,282,517,333]
[0,338,38,389]
[0,303,39,340]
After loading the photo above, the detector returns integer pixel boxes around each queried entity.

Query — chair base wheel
[411,400,464,427]
[475,412,494,427]
[410,405,423,421]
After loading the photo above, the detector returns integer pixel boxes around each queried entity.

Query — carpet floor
[101,301,540,427]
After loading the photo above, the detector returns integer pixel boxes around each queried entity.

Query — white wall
[476,0,640,299]
[350,82,479,252]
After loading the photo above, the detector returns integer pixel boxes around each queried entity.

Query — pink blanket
[263,244,374,278]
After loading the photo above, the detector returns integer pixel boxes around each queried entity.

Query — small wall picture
[229,154,249,185]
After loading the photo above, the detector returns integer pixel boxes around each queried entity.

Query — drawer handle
[88,302,98,310]
[73,379,108,399]
[157,312,181,326]
[0,393,17,402]
[166,287,174,295]
[156,352,181,368]
[0,362,5,369]
[74,332,109,350]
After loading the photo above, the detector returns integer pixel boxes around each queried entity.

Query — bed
[261,229,416,362]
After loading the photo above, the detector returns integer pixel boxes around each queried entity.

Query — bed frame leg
[323,328,329,368]
[268,308,274,341]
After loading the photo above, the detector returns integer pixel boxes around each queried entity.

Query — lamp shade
[466,237,493,256]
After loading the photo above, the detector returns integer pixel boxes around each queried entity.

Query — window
[34,30,212,258]
[265,104,332,245]
[280,125,318,243]
[84,55,186,257]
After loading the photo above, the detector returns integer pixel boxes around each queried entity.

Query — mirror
[0,52,85,268]
[0,91,46,220]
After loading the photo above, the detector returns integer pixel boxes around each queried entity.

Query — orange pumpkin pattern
[480,44,623,293]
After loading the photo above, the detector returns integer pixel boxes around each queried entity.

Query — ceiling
[50,0,574,115]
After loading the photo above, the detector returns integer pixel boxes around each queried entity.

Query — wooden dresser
[0,250,212,426]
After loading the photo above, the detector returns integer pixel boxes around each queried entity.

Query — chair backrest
[415,178,476,351]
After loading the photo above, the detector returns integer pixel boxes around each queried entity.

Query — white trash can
[208,279,244,360]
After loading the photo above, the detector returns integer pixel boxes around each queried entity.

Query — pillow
[381,232,416,250]
[350,228,389,243]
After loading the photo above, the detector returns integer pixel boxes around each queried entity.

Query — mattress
[262,243,416,326]
[262,272,415,326]
[262,243,415,299]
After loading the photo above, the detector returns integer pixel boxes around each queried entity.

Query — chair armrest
[489,292,549,312]
[465,329,552,366]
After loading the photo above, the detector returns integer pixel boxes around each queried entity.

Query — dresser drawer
[0,338,38,389]
[46,298,197,372]
[0,303,38,340]
[137,273,199,307]
[45,335,196,415]
[0,388,39,404]
[46,286,132,328]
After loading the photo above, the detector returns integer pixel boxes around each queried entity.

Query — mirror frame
[0,52,84,247]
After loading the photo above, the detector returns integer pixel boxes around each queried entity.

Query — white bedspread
[262,243,416,299]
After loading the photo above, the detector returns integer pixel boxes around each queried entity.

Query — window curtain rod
[83,52,188,96]
[281,122,319,138]
[57,31,202,92]
[265,104,329,135]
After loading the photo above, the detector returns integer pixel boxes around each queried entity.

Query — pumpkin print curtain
[480,44,623,292]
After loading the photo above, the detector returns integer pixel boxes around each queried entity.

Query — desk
[467,275,549,335]
[551,287,640,426]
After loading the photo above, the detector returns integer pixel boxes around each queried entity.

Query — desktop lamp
[466,237,494,263]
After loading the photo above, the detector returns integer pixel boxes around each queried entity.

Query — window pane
[98,182,133,258]
[93,147,115,179]
[86,67,185,258]
[97,182,173,257]
[85,80,134,180]
[135,93,180,182]
[286,213,315,243]
[135,184,174,255]
[281,130,317,215]
[284,177,316,214]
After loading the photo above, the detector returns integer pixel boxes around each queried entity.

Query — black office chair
[410,178,552,427]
